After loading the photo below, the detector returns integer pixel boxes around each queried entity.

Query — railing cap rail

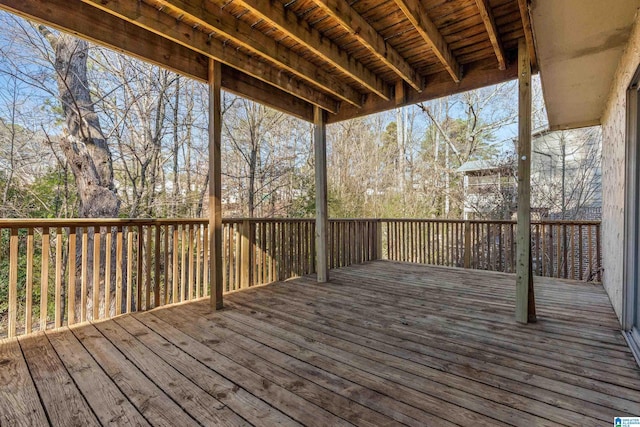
[0,217,601,228]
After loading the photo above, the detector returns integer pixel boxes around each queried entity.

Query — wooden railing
[383,219,602,282]
[0,219,210,339]
[0,217,600,338]
[0,218,379,338]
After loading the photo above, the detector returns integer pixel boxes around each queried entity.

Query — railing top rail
[382,218,466,224]
[0,217,601,228]
[381,218,601,226]
[0,218,208,228]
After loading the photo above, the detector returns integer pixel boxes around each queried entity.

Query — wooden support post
[314,106,329,283]
[209,58,223,310]
[516,37,536,323]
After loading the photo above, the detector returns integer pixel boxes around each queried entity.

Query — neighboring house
[458,128,603,220]
[530,127,602,219]
[457,159,516,219]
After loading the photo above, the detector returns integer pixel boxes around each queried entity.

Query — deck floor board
[1,260,639,426]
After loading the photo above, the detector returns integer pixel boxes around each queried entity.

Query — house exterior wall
[601,11,640,321]
[531,129,602,214]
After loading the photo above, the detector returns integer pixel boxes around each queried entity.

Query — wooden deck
[2,261,639,426]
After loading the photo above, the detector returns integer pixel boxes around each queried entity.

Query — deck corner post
[209,58,223,310]
[314,106,329,283]
[516,37,536,323]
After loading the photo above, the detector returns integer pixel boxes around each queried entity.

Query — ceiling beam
[517,0,538,70]
[328,58,517,123]
[474,0,506,70]
[79,0,342,113]
[393,0,461,83]
[0,0,316,120]
[230,0,390,101]
[147,0,363,108]
[221,67,314,122]
[309,0,423,92]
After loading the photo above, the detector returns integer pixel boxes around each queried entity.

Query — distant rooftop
[456,159,513,173]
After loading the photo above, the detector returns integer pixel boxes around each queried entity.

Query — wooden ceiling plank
[230,0,390,100]
[328,57,517,123]
[150,0,363,108]
[309,0,423,92]
[0,0,316,120]
[393,0,461,82]
[79,0,341,112]
[475,0,506,70]
[517,0,537,70]
[0,0,208,81]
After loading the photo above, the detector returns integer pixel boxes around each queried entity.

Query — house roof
[456,159,512,173]
[531,0,640,130]
[0,0,531,123]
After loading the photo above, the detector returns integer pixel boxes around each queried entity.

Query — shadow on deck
[2,260,639,426]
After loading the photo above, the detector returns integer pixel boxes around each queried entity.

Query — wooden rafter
[517,0,537,70]
[229,0,390,101]
[393,0,461,83]
[475,0,506,70]
[309,0,423,92]
[0,0,317,121]
[222,68,314,122]
[147,0,363,108]
[328,58,517,123]
[79,0,341,113]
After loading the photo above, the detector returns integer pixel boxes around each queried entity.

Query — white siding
[601,11,640,321]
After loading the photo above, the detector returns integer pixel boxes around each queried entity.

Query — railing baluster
[25,227,34,334]
[104,231,112,317]
[578,224,584,281]
[127,226,134,313]
[180,225,187,300]
[240,220,250,289]
[93,226,101,320]
[115,226,123,316]
[195,225,202,297]
[8,228,18,338]
[587,225,594,280]
[173,225,179,303]
[202,223,209,297]
[80,227,88,323]
[154,224,161,306]
[596,223,601,281]
[137,225,144,310]
[222,223,229,292]
[40,227,50,331]
[164,225,170,304]
[68,226,77,326]
[54,227,63,328]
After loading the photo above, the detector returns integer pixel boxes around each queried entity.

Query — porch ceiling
[0,0,529,122]
[531,0,640,131]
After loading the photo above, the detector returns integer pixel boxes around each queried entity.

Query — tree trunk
[42,29,120,217]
